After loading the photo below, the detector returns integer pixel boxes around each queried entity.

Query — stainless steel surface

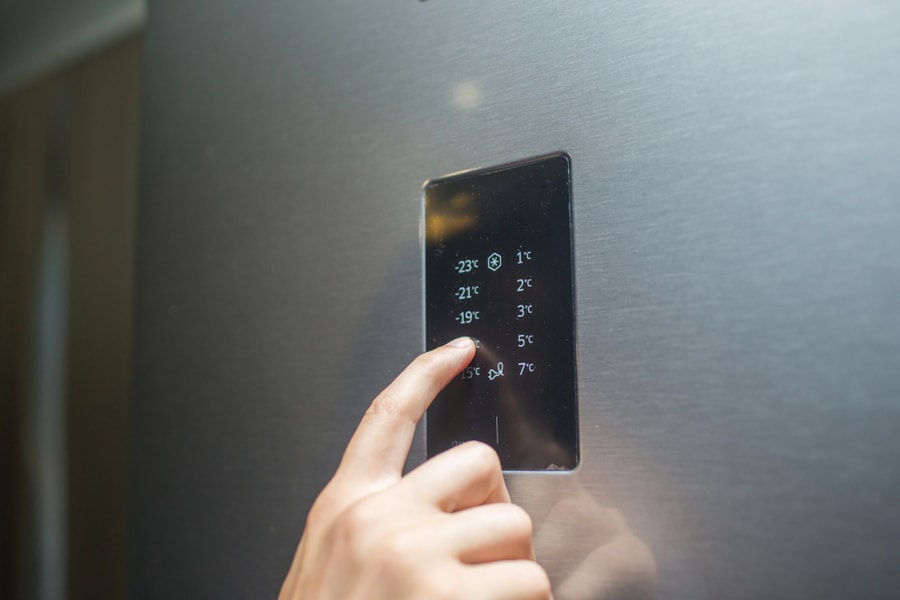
[0,0,145,95]
[133,1,900,598]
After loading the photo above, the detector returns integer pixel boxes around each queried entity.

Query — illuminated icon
[487,252,502,272]
[456,310,480,324]
[455,259,479,273]
[487,361,505,381]
[460,366,481,380]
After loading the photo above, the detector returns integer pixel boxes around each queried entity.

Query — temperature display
[424,153,578,471]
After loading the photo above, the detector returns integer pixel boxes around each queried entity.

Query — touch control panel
[424,153,578,471]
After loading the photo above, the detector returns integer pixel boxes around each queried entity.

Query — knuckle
[378,530,415,568]
[456,441,504,488]
[417,566,460,600]
[461,440,502,472]
[366,390,403,419]
[501,504,534,539]
[371,528,435,586]
[306,495,329,527]
[524,562,553,599]
[305,484,346,532]
[338,499,379,541]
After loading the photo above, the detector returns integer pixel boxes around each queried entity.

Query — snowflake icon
[487,252,502,272]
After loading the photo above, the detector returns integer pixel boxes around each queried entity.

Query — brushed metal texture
[133,1,900,598]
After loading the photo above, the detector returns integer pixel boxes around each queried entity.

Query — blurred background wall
[0,1,143,598]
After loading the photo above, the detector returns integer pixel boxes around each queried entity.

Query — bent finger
[398,441,510,511]
[434,502,535,564]
[464,560,553,600]
[337,337,475,485]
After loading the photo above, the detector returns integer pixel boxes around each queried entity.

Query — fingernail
[446,336,474,349]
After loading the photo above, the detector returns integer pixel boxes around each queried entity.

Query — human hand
[279,337,552,600]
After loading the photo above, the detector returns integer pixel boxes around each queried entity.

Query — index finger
[335,337,476,486]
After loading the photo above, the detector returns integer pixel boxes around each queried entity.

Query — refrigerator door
[132,1,900,598]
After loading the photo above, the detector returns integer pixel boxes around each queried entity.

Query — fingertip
[445,336,476,350]
[412,337,475,382]
[431,336,476,371]
[443,336,477,366]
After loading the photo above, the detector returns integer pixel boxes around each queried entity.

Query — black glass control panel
[424,153,578,471]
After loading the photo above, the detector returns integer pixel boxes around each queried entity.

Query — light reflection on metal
[509,474,658,600]
[425,192,477,243]
[452,80,482,110]
[22,85,71,600]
